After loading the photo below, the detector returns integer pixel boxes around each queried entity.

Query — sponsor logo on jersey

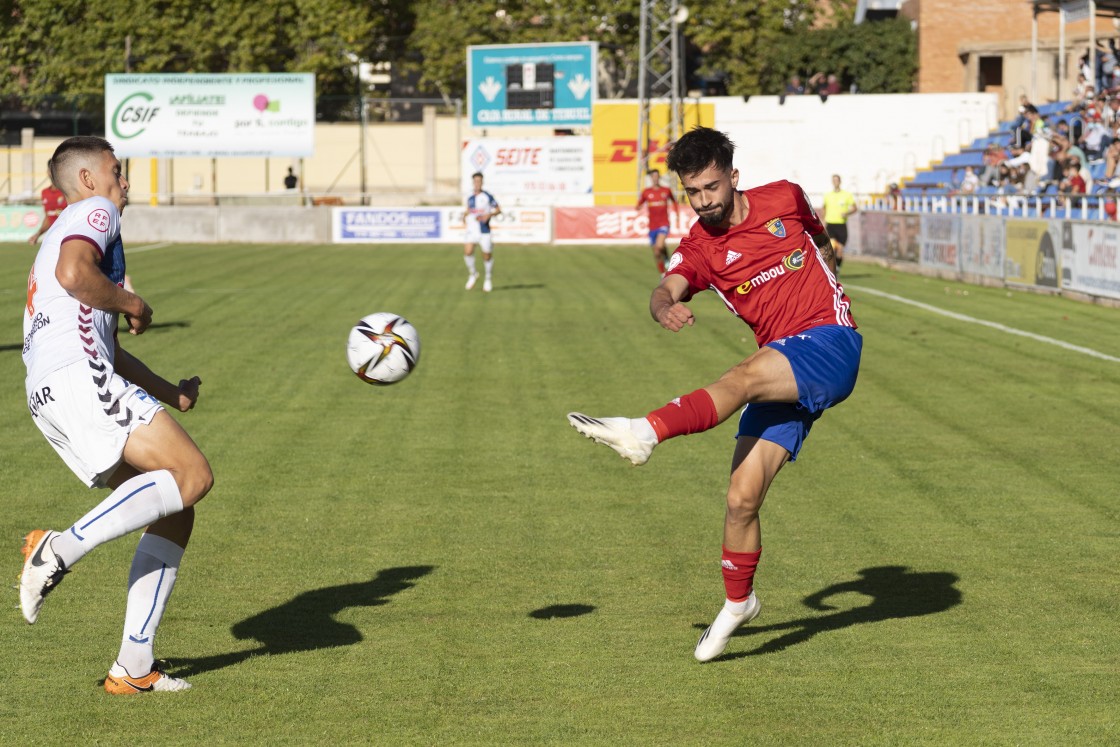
[667,251,683,272]
[23,312,50,354]
[766,218,786,238]
[725,249,742,266]
[735,249,805,295]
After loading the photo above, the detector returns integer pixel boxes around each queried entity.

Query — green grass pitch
[0,241,1117,744]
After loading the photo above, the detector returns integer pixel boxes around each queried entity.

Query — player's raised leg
[568,345,798,466]
[21,410,212,625]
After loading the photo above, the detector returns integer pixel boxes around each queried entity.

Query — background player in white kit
[19,136,214,694]
[463,172,501,293]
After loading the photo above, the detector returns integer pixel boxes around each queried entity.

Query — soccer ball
[346,313,421,385]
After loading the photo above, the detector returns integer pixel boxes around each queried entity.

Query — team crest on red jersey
[765,218,786,238]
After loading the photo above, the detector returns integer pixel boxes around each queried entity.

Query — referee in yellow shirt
[822,174,857,274]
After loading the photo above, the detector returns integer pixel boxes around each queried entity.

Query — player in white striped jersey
[19,136,213,694]
[463,172,501,292]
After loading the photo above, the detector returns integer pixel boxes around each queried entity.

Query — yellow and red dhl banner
[592,101,714,206]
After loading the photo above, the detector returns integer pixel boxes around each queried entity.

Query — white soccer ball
[346,313,421,385]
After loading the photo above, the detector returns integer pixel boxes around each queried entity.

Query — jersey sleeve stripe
[808,235,855,328]
[62,234,104,259]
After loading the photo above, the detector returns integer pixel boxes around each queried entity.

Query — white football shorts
[26,358,164,487]
[465,224,494,252]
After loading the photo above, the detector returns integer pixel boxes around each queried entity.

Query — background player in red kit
[636,168,679,275]
[569,127,861,662]
[27,183,67,244]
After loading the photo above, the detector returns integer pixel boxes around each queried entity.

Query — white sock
[52,470,184,568]
[464,255,477,274]
[724,597,750,615]
[630,417,659,443]
[116,533,185,677]
[484,258,493,280]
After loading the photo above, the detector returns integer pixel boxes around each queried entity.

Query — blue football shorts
[648,226,669,244]
[736,324,862,461]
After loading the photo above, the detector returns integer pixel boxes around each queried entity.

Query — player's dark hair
[647,168,660,176]
[471,171,484,180]
[666,127,735,178]
[48,136,115,196]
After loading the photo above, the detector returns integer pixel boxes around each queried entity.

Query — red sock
[721,546,762,602]
[656,259,666,274]
[645,388,719,442]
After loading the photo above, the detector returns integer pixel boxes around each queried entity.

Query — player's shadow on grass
[0,343,22,352]
[169,565,435,677]
[696,565,961,662]
[529,604,595,619]
[116,320,191,333]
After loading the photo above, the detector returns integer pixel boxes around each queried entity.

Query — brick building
[906,0,1120,117]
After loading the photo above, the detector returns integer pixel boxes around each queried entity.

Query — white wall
[711,93,1000,199]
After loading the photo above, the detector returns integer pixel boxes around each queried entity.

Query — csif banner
[105,73,315,158]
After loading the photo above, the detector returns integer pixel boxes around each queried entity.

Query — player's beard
[696,200,731,226]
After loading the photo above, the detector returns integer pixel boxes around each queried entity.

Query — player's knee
[178,457,214,507]
[725,488,762,522]
[725,492,761,524]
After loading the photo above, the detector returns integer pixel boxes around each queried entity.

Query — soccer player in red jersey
[569,127,861,662]
[636,169,679,275]
[27,183,67,244]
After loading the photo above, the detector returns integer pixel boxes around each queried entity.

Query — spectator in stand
[1102,137,1120,188]
[785,75,805,95]
[1059,161,1087,206]
[979,145,1006,186]
[807,72,827,95]
[959,166,980,195]
[1099,40,1118,89]
[887,182,902,209]
[825,74,842,96]
[1103,96,1120,127]
[1069,73,1094,111]
[1079,109,1111,159]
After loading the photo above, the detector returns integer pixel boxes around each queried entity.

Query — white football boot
[694,592,761,662]
[19,529,68,624]
[566,413,658,466]
[465,272,479,290]
[483,278,492,293]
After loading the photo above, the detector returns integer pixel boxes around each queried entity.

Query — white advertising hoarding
[105,73,315,157]
[462,138,593,206]
[1064,222,1120,299]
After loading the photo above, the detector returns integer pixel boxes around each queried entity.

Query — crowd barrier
[851,210,1120,302]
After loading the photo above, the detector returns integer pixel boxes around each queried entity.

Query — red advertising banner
[554,206,697,244]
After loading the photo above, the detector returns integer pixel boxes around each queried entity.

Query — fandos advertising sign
[468,43,597,128]
[105,73,315,157]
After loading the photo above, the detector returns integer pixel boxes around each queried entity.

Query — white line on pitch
[126,241,174,253]
[847,284,1120,363]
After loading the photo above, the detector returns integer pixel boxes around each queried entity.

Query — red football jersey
[40,186,67,227]
[638,186,675,229]
[666,180,856,347]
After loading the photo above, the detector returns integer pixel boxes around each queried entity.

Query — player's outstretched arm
[55,239,152,334]
[113,344,201,412]
[649,274,694,332]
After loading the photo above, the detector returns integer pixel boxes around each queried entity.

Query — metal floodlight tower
[637,0,686,191]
